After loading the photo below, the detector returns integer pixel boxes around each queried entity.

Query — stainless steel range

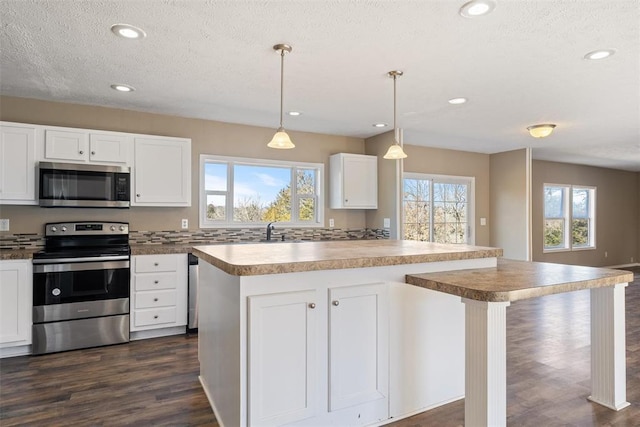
[32,221,130,355]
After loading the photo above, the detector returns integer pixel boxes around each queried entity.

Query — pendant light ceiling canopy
[268,43,295,149]
[383,70,408,160]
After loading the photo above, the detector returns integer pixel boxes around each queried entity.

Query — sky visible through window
[205,163,290,206]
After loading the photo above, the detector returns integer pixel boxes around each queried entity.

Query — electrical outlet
[181,219,188,229]
[604,251,608,258]
[329,218,335,228]
[632,257,635,263]
[383,218,391,228]
[480,217,487,226]
[0,219,9,231]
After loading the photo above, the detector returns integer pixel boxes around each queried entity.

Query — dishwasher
[188,253,199,332]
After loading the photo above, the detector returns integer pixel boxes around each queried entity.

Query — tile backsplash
[0,227,389,249]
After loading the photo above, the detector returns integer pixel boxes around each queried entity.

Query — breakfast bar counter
[407,259,634,426]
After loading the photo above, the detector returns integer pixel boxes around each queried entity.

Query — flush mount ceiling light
[110,24,146,39]
[288,111,301,116]
[383,71,408,160]
[459,0,496,18]
[268,44,295,150]
[527,124,556,138]
[584,49,616,60]
[373,123,388,128]
[110,84,135,92]
[448,97,467,105]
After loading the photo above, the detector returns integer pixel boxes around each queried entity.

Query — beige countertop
[406,259,634,302]
[130,244,195,256]
[192,240,503,276]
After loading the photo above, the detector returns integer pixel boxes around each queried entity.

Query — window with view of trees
[403,174,474,244]
[200,155,323,227]
[543,184,596,251]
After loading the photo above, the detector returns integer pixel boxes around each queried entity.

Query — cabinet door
[248,290,319,426]
[132,137,191,206]
[89,133,130,164]
[328,283,388,412]
[0,261,32,346]
[44,129,88,161]
[0,124,37,203]
[343,155,377,208]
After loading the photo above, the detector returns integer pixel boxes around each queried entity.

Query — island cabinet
[194,240,501,427]
[247,284,388,426]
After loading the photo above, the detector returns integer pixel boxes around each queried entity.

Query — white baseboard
[0,344,31,359]
[130,326,186,341]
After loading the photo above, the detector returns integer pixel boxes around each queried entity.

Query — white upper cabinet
[89,133,130,164]
[132,136,191,206]
[0,122,38,204]
[44,129,131,165]
[329,153,378,209]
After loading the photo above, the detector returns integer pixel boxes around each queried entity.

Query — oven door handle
[33,255,130,265]
[33,260,130,273]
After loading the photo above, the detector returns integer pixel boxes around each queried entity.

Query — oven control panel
[45,222,129,236]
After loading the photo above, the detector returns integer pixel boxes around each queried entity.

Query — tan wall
[0,96,366,234]
[364,132,401,238]
[490,149,531,260]
[532,160,638,267]
[402,144,491,246]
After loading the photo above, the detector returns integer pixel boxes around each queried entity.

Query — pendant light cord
[393,73,397,143]
[279,49,285,129]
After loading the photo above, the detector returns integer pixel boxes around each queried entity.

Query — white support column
[462,298,511,427]
[588,283,630,411]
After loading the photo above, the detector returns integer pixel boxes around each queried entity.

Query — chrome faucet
[266,222,276,241]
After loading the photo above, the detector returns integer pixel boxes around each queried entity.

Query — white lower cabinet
[0,260,32,350]
[130,254,187,333]
[247,283,388,426]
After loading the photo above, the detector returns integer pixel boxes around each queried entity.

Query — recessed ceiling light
[288,111,301,116]
[373,123,388,128]
[110,84,135,92]
[448,97,467,105]
[110,24,146,39]
[584,49,616,60]
[459,0,496,18]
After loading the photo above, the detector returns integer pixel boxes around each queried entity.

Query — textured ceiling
[1,0,639,171]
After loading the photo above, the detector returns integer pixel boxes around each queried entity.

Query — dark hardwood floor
[1,267,638,426]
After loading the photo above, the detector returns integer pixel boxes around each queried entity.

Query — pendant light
[383,70,408,160]
[268,44,295,149]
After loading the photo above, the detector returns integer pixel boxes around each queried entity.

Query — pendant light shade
[268,44,295,149]
[527,124,556,138]
[383,70,408,160]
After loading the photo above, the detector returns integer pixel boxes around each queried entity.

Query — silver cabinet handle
[79,150,84,154]
[137,194,141,197]
[154,315,158,319]
[308,303,316,309]
[332,300,340,306]
[154,298,158,302]
[91,151,96,155]
[154,280,159,284]
[154,263,159,266]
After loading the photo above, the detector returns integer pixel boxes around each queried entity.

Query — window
[403,173,474,244]
[200,155,324,228]
[543,184,596,251]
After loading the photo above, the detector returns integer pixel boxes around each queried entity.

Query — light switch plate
[181,219,188,229]
[0,219,9,231]
[480,217,487,226]
[383,218,390,228]
[329,218,335,228]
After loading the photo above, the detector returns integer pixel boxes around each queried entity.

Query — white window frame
[199,155,324,228]
[543,183,596,253]
[402,172,476,245]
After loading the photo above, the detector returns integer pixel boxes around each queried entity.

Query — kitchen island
[193,240,502,427]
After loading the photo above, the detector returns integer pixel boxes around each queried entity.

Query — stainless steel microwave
[39,162,130,208]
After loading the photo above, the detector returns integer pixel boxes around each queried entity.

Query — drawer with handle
[135,254,178,273]
[135,290,177,309]
[134,307,177,327]
[134,272,177,291]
